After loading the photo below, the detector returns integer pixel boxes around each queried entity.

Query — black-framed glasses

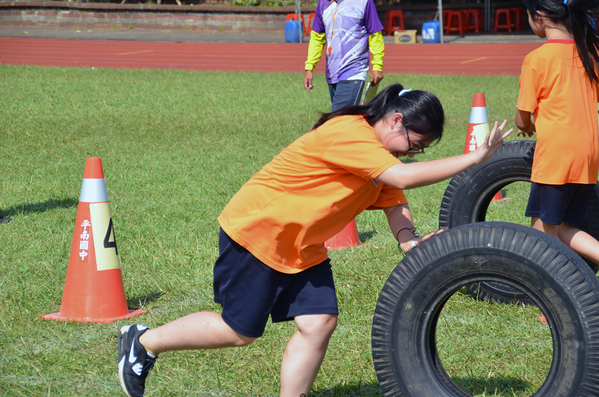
[406,129,425,154]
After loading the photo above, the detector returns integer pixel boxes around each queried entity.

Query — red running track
[0,38,540,76]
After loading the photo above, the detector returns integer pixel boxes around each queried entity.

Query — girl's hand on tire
[400,229,446,254]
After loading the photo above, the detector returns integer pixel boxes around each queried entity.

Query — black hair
[525,0,599,82]
[312,83,445,143]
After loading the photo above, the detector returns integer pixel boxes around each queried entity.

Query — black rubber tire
[372,222,599,397]
[438,140,535,230]
[438,140,599,305]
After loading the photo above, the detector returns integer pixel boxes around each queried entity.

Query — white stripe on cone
[469,107,489,124]
[80,179,108,203]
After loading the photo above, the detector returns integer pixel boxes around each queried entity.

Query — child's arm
[377,120,513,190]
[368,31,385,85]
[304,31,326,93]
[383,204,445,254]
[515,108,535,137]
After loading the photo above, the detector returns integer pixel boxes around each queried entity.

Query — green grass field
[0,65,554,396]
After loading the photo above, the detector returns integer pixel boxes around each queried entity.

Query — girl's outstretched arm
[377,120,513,190]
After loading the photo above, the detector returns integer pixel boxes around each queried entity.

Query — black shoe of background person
[0,214,12,224]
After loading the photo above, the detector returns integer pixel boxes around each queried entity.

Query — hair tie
[398,88,412,97]
[563,0,567,5]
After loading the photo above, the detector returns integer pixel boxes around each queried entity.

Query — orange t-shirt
[517,39,599,184]
[218,115,407,274]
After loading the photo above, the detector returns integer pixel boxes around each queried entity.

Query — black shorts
[213,228,338,338]
[525,183,594,225]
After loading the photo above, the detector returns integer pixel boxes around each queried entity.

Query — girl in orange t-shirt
[117,84,512,397]
[515,0,599,265]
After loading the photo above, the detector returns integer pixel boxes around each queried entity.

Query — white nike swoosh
[128,339,137,363]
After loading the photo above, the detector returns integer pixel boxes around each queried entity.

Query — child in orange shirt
[516,0,599,265]
[118,83,512,397]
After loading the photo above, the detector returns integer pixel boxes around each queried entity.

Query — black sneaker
[0,215,12,224]
[118,324,157,397]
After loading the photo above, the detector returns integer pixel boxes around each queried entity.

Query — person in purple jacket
[303,0,386,111]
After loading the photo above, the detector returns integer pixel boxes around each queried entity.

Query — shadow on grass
[310,375,532,396]
[358,229,376,243]
[453,374,533,396]
[312,382,383,396]
[127,291,164,309]
[2,197,79,216]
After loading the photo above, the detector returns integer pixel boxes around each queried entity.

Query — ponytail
[568,0,599,82]
[525,0,599,82]
[312,83,445,142]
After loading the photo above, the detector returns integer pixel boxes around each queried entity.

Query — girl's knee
[296,314,338,339]
[316,314,338,336]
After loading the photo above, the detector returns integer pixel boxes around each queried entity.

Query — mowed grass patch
[0,65,557,396]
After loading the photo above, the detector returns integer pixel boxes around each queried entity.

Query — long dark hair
[312,83,445,143]
[525,0,599,82]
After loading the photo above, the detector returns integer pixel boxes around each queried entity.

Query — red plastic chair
[508,7,524,31]
[442,10,452,34]
[286,13,307,36]
[442,9,450,25]
[384,10,405,36]
[494,8,512,33]
[445,10,465,35]
[464,9,483,33]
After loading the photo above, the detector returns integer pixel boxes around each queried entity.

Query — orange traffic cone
[42,157,146,323]
[464,93,506,203]
[325,219,361,250]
